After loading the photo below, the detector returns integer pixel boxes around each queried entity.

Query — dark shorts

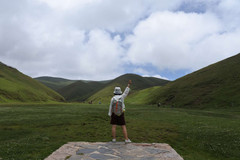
[110,113,126,126]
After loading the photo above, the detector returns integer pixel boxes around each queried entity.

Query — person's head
[113,87,122,95]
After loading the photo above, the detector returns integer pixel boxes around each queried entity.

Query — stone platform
[45,142,184,160]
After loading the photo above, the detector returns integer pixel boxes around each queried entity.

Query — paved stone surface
[45,142,184,160]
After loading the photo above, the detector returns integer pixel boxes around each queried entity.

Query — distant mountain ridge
[36,74,170,103]
[35,76,77,91]
[58,81,107,102]
[0,62,64,103]
[86,74,169,104]
[2,52,240,107]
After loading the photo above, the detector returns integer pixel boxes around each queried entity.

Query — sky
[0,0,240,81]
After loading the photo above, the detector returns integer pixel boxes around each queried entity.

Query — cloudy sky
[0,0,240,80]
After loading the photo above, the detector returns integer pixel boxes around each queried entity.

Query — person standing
[108,80,132,143]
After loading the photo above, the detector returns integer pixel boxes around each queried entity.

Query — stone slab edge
[45,142,184,160]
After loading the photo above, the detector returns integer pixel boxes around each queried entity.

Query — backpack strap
[115,101,118,113]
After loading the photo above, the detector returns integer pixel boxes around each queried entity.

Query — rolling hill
[125,86,162,104]
[0,62,65,103]
[38,73,169,103]
[57,80,107,102]
[34,76,77,91]
[143,53,240,108]
[87,74,169,104]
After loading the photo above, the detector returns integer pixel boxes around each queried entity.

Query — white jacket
[108,87,130,116]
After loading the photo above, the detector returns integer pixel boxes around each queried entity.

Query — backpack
[112,97,123,116]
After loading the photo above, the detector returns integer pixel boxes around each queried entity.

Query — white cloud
[211,0,240,31]
[38,0,182,32]
[6,28,125,80]
[191,29,240,67]
[37,0,98,11]
[63,29,125,80]
[125,10,240,72]
[0,0,127,80]
[0,0,240,81]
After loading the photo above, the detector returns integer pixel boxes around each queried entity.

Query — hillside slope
[0,62,65,103]
[87,74,169,104]
[35,76,77,91]
[58,81,107,102]
[148,53,240,108]
[125,86,162,104]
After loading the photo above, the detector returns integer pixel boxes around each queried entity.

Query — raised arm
[108,98,113,116]
[122,80,132,99]
[127,80,131,88]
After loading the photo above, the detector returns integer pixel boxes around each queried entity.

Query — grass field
[0,104,239,160]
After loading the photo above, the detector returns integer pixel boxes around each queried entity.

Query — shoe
[112,139,116,143]
[125,139,131,143]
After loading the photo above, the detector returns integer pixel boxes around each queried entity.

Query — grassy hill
[126,86,162,105]
[35,76,77,91]
[0,62,65,103]
[45,73,169,103]
[87,73,169,104]
[145,53,240,108]
[58,81,107,102]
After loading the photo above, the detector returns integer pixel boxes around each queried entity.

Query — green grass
[0,104,239,160]
[0,62,64,103]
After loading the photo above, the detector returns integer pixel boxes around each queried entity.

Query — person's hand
[128,80,132,84]
[128,80,132,87]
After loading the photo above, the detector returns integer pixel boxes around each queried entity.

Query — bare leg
[112,125,117,139]
[121,125,128,140]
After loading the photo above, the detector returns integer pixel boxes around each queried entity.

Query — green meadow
[0,103,239,160]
